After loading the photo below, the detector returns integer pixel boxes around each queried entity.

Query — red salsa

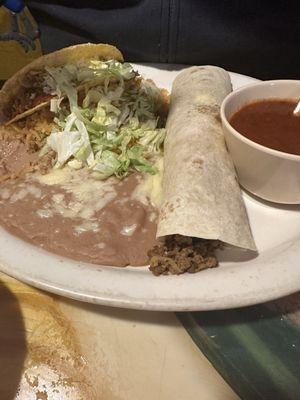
[229,99,300,155]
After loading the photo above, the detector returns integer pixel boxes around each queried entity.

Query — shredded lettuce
[45,66,78,111]
[45,60,166,179]
[91,150,122,180]
[47,113,94,168]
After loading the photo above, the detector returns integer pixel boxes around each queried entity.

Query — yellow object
[0,6,42,80]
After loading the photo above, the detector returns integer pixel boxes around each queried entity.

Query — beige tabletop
[0,272,239,400]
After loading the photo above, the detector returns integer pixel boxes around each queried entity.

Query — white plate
[0,64,299,311]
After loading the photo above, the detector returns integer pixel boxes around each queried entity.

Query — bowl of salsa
[220,80,300,204]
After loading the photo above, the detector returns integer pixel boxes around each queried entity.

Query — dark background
[28,0,300,79]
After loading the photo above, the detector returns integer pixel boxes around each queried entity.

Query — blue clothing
[28,0,300,79]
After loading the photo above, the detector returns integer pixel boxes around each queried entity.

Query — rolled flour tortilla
[157,66,256,251]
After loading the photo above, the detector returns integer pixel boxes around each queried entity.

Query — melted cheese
[74,221,99,235]
[37,168,73,185]
[120,224,137,236]
[35,167,117,220]
[36,209,53,219]
[195,93,215,105]
[8,184,41,203]
[132,157,163,208]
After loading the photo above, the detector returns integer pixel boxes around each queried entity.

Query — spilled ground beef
[148,235,221,276]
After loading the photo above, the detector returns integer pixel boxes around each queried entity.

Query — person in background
[4,0,300,80]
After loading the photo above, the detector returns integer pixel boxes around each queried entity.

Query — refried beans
[0,139,38,179]
[0,167,159,267]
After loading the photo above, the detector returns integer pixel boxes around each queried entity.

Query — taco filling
[7,59,139,122]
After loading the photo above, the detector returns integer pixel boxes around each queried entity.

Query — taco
[0,43,123,125]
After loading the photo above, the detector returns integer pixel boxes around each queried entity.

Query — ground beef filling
[148,235,220,276]
[9,88,51,120]
[5,71,51,120]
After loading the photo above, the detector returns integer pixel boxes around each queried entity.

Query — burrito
[148,66,256,275]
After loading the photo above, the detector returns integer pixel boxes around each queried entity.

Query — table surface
[1,270,300,400]
[0,272,239,400]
